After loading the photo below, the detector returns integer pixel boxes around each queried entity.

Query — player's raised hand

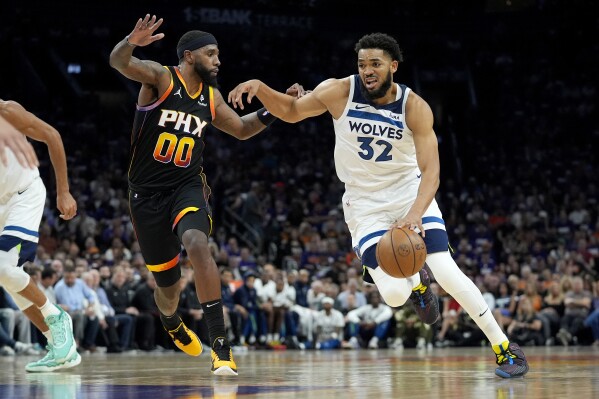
[228,80,262,110]
[127,14,165,47]
[57,191,77,220]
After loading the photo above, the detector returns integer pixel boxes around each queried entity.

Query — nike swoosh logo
[355,104,370,109]
[479,308,489,317]
[18,189,27,195]
[206,302,219,308]
[416,174,422,178]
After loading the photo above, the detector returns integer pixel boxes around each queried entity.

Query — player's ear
[391,60,398,74]
[183,50,193,65]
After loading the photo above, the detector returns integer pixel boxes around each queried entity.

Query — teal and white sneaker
[45,306,76,362]
[25,346,81,372]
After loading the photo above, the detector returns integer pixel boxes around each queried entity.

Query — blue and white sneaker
[25,346,81,372]
[44,306,76,362]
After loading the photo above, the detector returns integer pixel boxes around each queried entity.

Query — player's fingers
[135,18,143,30]
[0,145,8,167]
[142,14,150,25]
[151,18,163,31]
[21,141,39,168]
[418,222,425,238]
[151,33,165,42]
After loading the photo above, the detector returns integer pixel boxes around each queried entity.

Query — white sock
[426,251,507,346]
[43,330,53,346]
[38,299,60,319]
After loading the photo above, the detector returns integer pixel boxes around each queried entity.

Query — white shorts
[0,177,46,266]
[342,183,447,257]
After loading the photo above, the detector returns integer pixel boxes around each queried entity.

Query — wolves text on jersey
[348,120,403,140]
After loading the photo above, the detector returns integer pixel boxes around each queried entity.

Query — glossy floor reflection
[0,346,598,398]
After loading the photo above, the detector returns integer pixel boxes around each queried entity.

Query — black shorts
[129,177,212,287]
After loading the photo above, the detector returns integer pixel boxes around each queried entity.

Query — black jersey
[128,66,215,192]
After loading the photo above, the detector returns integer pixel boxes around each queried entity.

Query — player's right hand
[228,79,262,110]
[127,14,165,47]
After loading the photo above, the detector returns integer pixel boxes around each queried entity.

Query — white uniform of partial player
[0,148,45,302]
[333,75,446,259]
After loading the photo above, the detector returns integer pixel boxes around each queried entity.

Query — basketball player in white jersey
[0,99,80,372]
[228,33,528,378]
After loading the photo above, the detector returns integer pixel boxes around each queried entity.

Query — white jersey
[0,148,39,203]
[333,75,418,194]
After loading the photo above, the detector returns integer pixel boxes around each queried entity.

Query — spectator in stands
[313,297,344,350]
[233,273,261,346]
[344,291,392,349]
[557,276,592,346]
[54,266,99,351]
[394,303,433,350]
[583,278,599,346]
[336,279,367,314]
[506,296,544,346]
[130,273,162,351]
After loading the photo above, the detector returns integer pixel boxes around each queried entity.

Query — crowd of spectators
[0,1,597,356]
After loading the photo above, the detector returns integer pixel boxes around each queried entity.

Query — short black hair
[41,267,56,280]
[177,30,215,61]
[355,33,404,63]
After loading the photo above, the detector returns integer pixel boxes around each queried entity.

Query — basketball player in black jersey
[109,14,282,376]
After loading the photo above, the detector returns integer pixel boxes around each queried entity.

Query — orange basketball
[375,227,427,278]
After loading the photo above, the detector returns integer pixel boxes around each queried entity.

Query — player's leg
[1,179,78,370]
[176,210,237,375]
[345,189,439,323]
[422,202,528,377]
[361,242,440,324]
[128,189,202,357]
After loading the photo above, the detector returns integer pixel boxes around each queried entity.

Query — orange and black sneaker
[164,320,203,357]
[211,337,238,376]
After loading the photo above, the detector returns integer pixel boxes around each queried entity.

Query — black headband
[177,34,218,59]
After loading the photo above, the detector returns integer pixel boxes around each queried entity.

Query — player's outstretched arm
[0,101,77,220]
[109,14,167,86]
[228,79,339,123]
[0,113,38,169]
[213,84,315,140]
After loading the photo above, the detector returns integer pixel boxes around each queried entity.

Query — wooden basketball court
[1,347,597,398]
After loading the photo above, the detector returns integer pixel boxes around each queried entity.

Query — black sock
[201,299,226,347]
[160,312,182,330]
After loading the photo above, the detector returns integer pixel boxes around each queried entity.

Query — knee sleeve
[0,251,30,293]
[368,266,413,307]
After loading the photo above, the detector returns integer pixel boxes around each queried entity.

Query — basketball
[375,227,427,278]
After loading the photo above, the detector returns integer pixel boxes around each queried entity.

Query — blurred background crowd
[0,0,597,356]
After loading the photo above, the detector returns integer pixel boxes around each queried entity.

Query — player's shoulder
[313,77,350,101]
[405,90,432,117]
[318,77,350,90]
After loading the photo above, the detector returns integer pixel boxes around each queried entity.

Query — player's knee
[378,285,410,307]
[375,275,411,307]
[181,230,210,258]
[0,253,30,292]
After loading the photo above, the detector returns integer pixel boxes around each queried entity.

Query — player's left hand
[57,192,77,220]
[228,79,261,110]
[392,213,425,237]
